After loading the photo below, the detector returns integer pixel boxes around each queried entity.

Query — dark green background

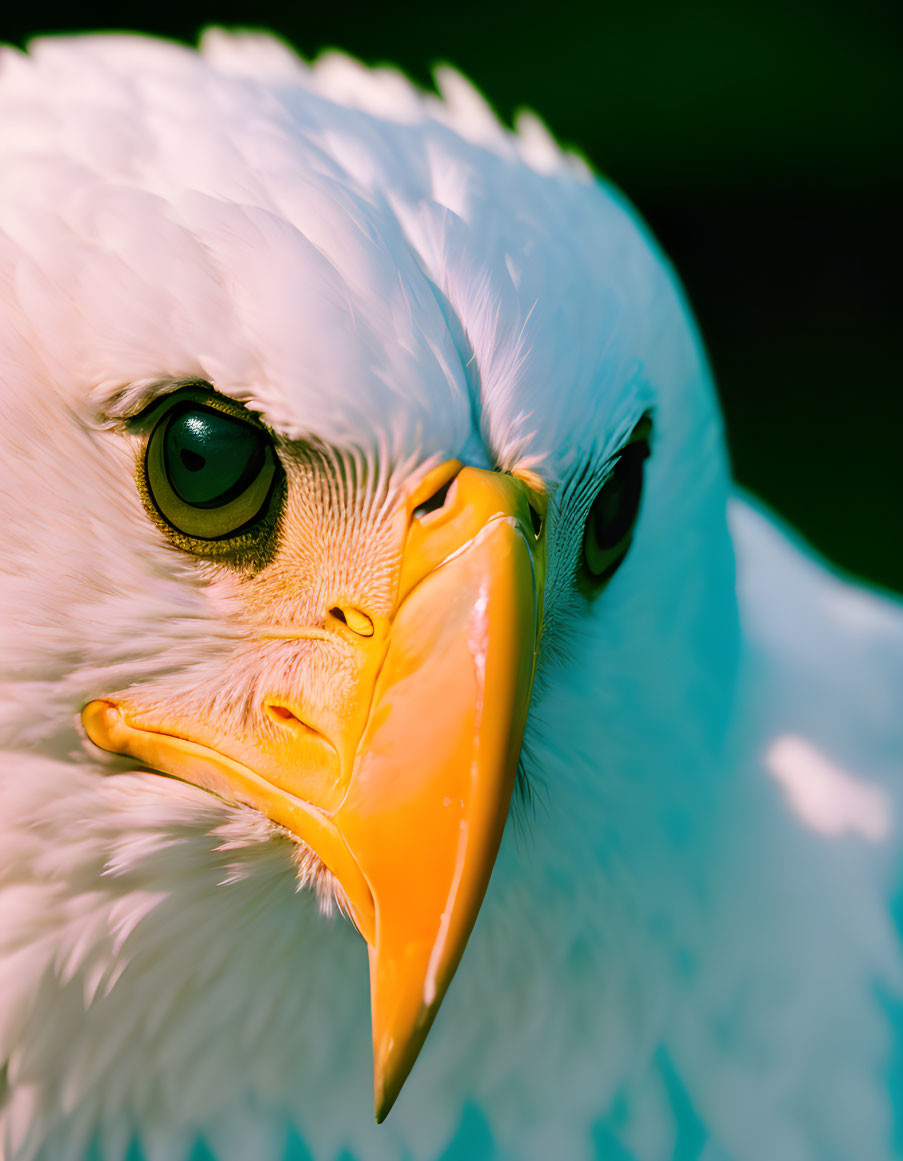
[4,1,901,592]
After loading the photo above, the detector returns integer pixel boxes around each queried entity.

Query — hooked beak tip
[373,1052,400,1123]
[371,992,443,1122]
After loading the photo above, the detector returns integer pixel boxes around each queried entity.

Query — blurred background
[3,0,900,591]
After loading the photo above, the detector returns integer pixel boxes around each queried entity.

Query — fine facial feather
[0,29,900,1161]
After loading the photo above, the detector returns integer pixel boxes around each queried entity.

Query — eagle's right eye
[145,401,280,541]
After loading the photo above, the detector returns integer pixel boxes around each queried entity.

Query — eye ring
[581,415,652,587]
[135,387,285,557]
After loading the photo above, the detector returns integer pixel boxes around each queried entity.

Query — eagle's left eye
[582,415,652,586]
[144,402,280,540]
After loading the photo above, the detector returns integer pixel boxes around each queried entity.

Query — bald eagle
[0,28,900,1161]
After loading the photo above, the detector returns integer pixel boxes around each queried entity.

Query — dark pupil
[591,443,645,550]
[180,448,205,472]
[163,407,266,508]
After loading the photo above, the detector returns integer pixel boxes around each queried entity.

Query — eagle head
[0,29,740,1161]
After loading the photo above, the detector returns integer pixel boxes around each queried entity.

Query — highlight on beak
[82,463,545,1121]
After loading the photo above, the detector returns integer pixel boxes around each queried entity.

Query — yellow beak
[82,465,545,1120]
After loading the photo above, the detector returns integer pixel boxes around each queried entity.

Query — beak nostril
[329,605,374,638]
[413,478,454,521]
